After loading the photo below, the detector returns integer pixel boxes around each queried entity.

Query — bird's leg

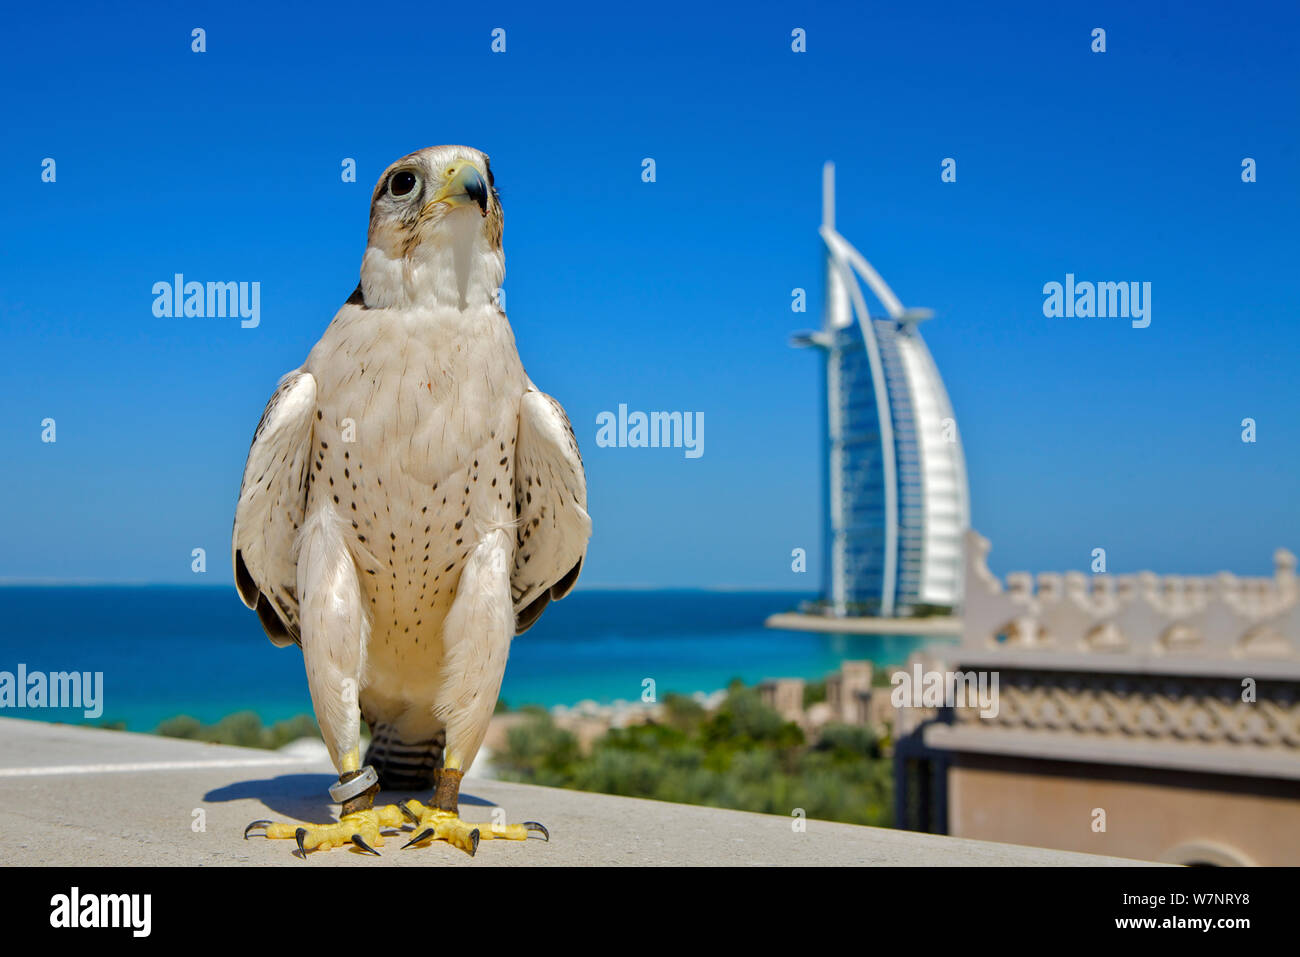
[337,767,381,817]
[397,531,549,854]
[245,734,403,856]
[396,766,548,854]
[244,512,400,855]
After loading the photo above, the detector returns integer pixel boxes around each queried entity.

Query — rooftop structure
[894,531,1300,865]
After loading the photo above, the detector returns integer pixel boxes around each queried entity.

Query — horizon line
[0,579,820,594]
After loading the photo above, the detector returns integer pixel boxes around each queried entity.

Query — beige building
[758,678,807,724]
[895,531,1300,865]
[827,660,874,725]
[760,661,899,733]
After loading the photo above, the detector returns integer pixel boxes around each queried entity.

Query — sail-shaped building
[793,164,969,619]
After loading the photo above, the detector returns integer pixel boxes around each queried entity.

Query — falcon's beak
[430,164,489,217]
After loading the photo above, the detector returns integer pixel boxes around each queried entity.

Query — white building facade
[794,164,969,618]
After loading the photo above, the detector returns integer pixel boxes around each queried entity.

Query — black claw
[397,801,421,824]
[295,827,309,857]
[244,820,271,840]
[468,828,480,857]
[523,821,550,842]
[351,834,381,856]
[402,828,435,849]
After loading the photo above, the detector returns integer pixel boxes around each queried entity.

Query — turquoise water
[0,586,955,730]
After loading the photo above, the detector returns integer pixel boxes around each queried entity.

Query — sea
[0,586,956,731]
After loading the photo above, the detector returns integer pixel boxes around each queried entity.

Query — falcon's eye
[389,171,418,197]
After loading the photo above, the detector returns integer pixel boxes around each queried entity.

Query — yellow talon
[396,799,547,855]
[244,805,407,855]
[244,800,547,857]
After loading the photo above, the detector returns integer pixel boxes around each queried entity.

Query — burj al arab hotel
[792,164,969,620]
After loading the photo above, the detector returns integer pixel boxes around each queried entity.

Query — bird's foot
[394,798,549,856]
[244,805,407,856]
[243,766,548,858]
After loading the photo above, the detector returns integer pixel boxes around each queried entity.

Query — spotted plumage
[233,146,590,795]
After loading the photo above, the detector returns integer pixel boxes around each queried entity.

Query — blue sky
[2,0,1297,587]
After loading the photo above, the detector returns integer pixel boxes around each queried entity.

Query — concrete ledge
[0,719,1157,866]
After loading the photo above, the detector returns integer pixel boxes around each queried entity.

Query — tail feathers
[364,723,445,791]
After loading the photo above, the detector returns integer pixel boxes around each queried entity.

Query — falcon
[236,145,590,856]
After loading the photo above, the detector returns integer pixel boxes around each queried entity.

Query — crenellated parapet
[960,530,1300,668]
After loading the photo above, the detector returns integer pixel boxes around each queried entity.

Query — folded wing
[231,370,318,647]
[511,389,592,634]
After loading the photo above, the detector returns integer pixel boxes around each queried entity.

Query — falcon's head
[356,145,505,311]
